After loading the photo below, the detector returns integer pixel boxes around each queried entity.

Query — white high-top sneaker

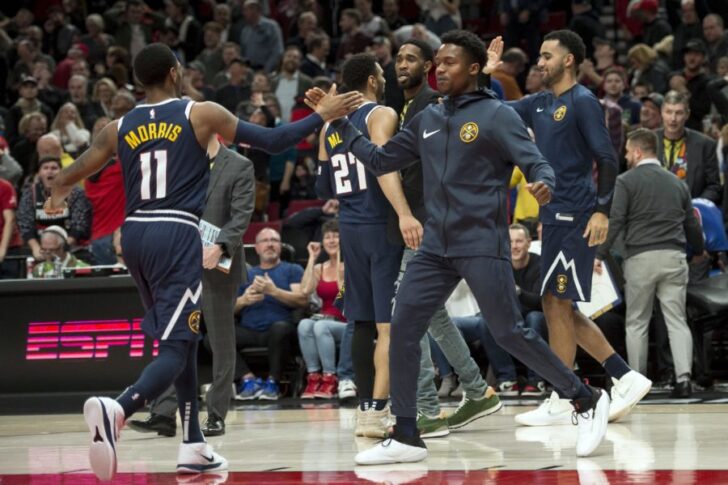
[609,370,652,422]
[177,442,228,474]
[83,397,125,481]
[514,391,573,426]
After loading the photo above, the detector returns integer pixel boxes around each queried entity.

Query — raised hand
[483,36,504,75]
[304,84,363,122]
[307,241,322,260]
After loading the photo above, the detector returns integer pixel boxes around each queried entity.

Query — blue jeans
[337,320,355,380]
[432,314,489,377]
[480,311,548,382]
[90,234,117,265]
[297,318,347,374]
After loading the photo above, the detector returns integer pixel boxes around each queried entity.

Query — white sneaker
[176,442,228,474]
[514,391,573,426]
[338,379,357,400]
[355,435,428,465]
[609,371,652,422]
[574,388,610,457]
[83,397,125,481]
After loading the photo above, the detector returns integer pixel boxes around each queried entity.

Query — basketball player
[484,32,652,426]
[316,53,416,438]
[318,30,610,464]
[46,43,360,480]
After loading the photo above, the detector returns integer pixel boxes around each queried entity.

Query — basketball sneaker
[608,371,652,422]
[338,379,357,400]
[235,377,264,401]
[496,380,520,397]
[259,378,280,400]
[521,381,547,397]
[301,373,321,399]
[514,391,573,426]
[354,426,427,465]
[446,386,502,430]
[417,412,449,438]
[572,387,610,457]
[362,406,394,439]
[176,442,228,473]
[83,396,125,481]
[315,373,338,399]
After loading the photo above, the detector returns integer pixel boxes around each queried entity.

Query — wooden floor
[1,401,727,483]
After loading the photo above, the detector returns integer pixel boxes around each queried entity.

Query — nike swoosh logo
[536,107,544,112]
[201,454,216,462]
[423,129,440,139]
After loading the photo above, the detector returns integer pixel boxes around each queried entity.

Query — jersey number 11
[140,150,167,200]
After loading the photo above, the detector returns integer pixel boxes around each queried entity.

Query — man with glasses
[232,227,308,400]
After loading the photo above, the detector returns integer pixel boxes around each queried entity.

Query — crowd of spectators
[1,0,728,397]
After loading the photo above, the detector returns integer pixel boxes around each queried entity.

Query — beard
[542,63,565,88]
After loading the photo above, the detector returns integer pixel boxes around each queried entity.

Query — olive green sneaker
[417,412,450,438]
[446,386,502,430]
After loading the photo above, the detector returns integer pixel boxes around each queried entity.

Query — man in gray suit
[654,90,722,204]
[128,138,254,437]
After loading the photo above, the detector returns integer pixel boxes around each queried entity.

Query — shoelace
[570,407,593,425]
[453,395,469,415]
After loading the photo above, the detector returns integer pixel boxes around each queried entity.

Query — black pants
[390,251,583,418]
[235,321,295,381]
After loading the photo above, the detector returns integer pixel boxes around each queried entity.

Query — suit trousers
[391,250,582,418]
[624,249,693,381]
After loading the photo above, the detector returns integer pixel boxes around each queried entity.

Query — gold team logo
[556,274,568,294]
[553,105,567,121]
[188,311,201,334]
[459,122,478,143]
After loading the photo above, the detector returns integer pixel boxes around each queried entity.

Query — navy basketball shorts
[540,216,596,302]
[339,222,403,322]
[121,218,203,341]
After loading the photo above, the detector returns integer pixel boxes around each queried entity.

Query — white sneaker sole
[609,377,652,423]
[354,444,428,465]
[177,462,228,474]
[84,398,118,481]
[420,427,450,439]
[514,405,572,427]
[576,390,610,457]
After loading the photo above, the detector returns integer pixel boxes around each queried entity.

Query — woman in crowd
[92,78,118,118]
[50,102,90,157]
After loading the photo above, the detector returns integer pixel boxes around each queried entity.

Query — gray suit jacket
[654,127,722,204]
[203,145,255,287]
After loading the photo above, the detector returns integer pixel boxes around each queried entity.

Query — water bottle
[53,256,63,279]
[26,257,34,279]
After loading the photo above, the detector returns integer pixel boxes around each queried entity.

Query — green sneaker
[446,387,502,430]
[417,413,450,438]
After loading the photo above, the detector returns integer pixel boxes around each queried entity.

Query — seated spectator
[9,112,48,176]
[655,90,722,204]
[110,90,137,119]
[597,128,704,398]
[628,43,670,94]
[67,74,105,131]
[92,78,118,119]
[33,60,65,115]
[298,221,354,399]
[0,177,22,279]
[17,154,91,261]
[6,75,54,143]
[50,102,90,158]
[0,137,23,187]
[631,81,652,100]
[31,225,89,278]
[215,58,252,113]
[251,70,272,95]
[233,228,307,400]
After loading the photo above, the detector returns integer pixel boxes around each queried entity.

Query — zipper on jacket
[441,115,451,256]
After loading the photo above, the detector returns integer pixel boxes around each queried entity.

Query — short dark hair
[133,43,178,87]
[627,128,657,154]
[307,33,329,52]
[440,30,486,69]
[401,38,434,62]
[341,8,361,25]
[342,53,378,92]
[322,219,339,235]
[544,30,586,67]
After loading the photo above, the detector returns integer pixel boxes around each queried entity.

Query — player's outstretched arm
[47,121,118,212]
[193,85,362,154]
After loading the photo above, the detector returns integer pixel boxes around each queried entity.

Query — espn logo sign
[26,319,159,360]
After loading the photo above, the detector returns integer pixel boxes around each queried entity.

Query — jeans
[90,234,117,265]
[337,320,355,380]
[297,318,347,374]
[430,314,489,377]
[479,311,547,383]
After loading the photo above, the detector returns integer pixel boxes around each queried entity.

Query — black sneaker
[201,414,225,436]
[127,414,176,437]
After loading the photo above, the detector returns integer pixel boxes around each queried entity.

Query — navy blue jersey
[319,102,390,224]
[509,84,617,223]
[117,99,209,218]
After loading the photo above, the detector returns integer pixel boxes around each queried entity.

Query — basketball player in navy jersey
[316,53,420,439]
[484,32,652,427]
[46,43,360,480]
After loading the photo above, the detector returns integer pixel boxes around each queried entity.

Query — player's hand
[304,87,326,107]
[306,84,363,122]
[307,242,322,260]
[594,258,604,275]
[399,215,423,250]
[526,181,551,205]
[482,36,504,75]
[202,244,223,269]
[583,212,609,247]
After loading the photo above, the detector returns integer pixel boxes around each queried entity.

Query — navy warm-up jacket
[331,89,556,259]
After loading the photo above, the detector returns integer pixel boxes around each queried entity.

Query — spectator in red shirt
[84,117,126,265]
[0,178,23,279]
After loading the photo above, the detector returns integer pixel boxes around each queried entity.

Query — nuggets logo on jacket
[556,274,568,293]
[188,311,201,333]
[460,122,478,143]
[553,105,567,121]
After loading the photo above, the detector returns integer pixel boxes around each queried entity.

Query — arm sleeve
[575,93,618,214]
[684,195,705,254]
[315,159,335,200]
[493,105,555,192]
[330,116,420,176]
[596,176,628,259]
[234,114,324,154]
